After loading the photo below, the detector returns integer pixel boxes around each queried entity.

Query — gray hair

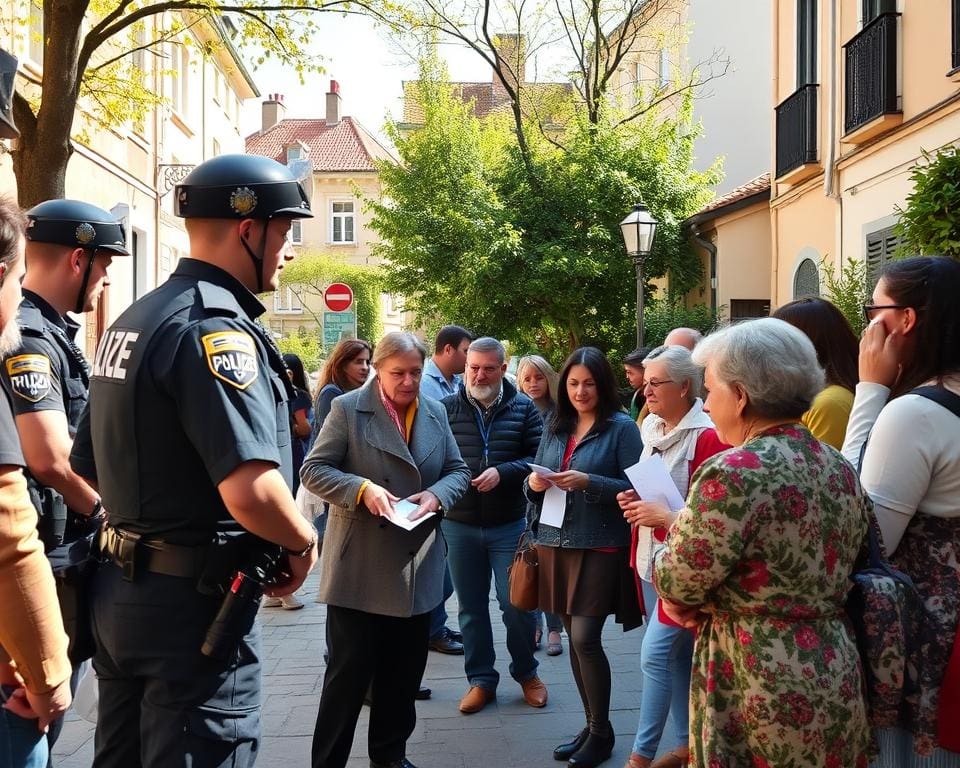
[467,336,505,363]
[372,332,427,368]
[692,318,825,419]
[643,344,702,403]
[664,327,703,350]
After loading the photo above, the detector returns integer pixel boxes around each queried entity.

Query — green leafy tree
[277,326,322,373]
[895,146,960,260]
[9,0,377,207]
[369,56,719,357]
[642,296,721,348]
[278,251,384,351]
[820,256,868,336]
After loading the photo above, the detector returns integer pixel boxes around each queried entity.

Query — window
[131,24,147,135]
[797,0,817,87]
[212,137,221,157]
[865,226,903,290]
[729,299,771,323]
[330,201,355,244]
[290,219,302,245]
[658,49,671,88]
[273,286,302,313]
[171,44,189,116]
[286,144,303,164]
[213,66,224,105]
[793,258,820,299]
[862,0,896,24]
[28,0,43,66]
[952,0,960,70]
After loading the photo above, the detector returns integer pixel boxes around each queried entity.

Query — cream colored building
[246,83,404,344]
[771,0,960,306]
[0,7,257,355]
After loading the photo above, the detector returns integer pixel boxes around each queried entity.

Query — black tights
[559,613,611,735]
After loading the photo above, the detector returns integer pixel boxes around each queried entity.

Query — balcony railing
[776,84,818,178]
[844,12,900,135]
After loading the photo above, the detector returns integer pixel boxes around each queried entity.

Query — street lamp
[620,202,659,348]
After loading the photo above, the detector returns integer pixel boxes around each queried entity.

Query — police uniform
[69,155,312,768]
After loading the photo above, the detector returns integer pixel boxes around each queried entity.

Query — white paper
[528,463,558,483]
[539,485,568,527]
[384,498,436,531]
[624,455,685,511]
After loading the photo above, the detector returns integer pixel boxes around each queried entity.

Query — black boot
[567,724,615,768]
[553,728,589,761]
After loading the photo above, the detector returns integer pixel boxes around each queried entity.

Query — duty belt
[98,525,210,582]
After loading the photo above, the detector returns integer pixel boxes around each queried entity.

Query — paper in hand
[624,455,685,511]
[384,498,436,531]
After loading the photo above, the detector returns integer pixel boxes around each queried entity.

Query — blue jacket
[525,411,642,549]
[441,380,542,527]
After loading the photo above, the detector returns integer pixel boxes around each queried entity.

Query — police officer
[0,199,126,760]
[69,154,319,768]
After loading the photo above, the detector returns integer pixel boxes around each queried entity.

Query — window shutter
[793,258,821,299]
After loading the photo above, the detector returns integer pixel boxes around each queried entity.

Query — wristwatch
[288,532,317,558]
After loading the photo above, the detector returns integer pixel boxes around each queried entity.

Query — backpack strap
[909,385,960,420]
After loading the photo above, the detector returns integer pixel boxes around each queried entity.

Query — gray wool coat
[300,377,471,617]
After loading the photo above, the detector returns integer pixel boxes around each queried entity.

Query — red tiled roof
[245,117,397,172]
[694,173,771,217]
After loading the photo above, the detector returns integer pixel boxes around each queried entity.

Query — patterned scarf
[378,380,407,441]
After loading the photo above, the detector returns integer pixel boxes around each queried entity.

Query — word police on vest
[202,331,258,390]
[93,329,140,381]
[5,353,51,401]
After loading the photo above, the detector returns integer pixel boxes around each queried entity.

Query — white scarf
[635,398,715,581]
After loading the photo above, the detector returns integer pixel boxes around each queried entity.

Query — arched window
[793,258,820,299]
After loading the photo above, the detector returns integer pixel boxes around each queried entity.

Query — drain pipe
[824,0,839,199]
[692,230,718,313]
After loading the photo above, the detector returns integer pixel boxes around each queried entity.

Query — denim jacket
[524,411,642,549]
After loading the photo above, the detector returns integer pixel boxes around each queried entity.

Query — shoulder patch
[5,354,51,402]
[202,331,259,390]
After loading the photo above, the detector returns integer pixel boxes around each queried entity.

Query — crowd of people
[0,148,957,768]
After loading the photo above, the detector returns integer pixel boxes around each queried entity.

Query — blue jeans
[428,565,455,641]
[442,518,538,691]
[632,580,693,758]
[0,685,48,768]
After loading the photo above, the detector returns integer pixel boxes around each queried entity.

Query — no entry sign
[324,283,354,312]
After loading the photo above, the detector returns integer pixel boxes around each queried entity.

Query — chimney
[492,34,526,101]
[261,93,285,132]
[326,80,342,126]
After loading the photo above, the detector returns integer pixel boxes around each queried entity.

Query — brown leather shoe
[458,686,495,714]
[625,754,653,768]
[649,747,689,768]
[520,676,548,708]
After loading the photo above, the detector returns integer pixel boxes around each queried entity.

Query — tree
[369,56,719,359]
[9,0,382,207]
[277,325,322,373]
[278,251,384,350]
[820,256,868,336]
[895,146,960,260]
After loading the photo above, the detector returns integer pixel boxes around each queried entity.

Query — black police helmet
[174,154,313,220]
[26,199,130,255]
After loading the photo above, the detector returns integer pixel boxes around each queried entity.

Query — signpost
[322,283,356,347]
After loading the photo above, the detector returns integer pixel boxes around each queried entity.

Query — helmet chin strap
[239,220,271,294]
[74,249,96,315]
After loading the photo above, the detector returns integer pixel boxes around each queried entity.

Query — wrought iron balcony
[844,12,900,135]
[776,84,818,179]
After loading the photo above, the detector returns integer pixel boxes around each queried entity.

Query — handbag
[845,515,924,727]
[508,530,539,611]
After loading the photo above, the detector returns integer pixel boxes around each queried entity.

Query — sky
[238,13,496,145]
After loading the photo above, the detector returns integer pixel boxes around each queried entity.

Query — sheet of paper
[624,455,685,511]
[528,463,558,484]
[539,485,568,527]
[384,498,436,531]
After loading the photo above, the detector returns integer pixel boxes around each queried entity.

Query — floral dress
[655,425,872,768]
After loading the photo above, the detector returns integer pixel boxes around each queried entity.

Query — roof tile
[245,117,397,172]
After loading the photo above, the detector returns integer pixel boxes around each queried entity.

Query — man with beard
[440,337,548,714]
[0,197,73,767]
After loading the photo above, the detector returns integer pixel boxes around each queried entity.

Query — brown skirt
[536,545,643,630]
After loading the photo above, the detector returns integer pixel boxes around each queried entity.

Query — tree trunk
[12,0,88,208]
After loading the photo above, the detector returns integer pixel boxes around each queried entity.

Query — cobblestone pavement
[54,570,661,767]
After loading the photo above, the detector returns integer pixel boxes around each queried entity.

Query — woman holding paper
[525,347,643,768]
[301,331,471,768]
[654,318,871,768]
[617,345,726,768]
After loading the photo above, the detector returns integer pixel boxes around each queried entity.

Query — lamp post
[620,202,659,348]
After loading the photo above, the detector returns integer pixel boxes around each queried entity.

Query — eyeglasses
[862,304,907,323]
[644,379,675,389]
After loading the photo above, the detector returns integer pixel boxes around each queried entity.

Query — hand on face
[859,317,906,388]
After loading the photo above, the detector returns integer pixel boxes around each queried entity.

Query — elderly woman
[301,332,471,768]
[526,347,643,768]
[617,345,726,768]
[842,256,960,765]
[654,318,871,767]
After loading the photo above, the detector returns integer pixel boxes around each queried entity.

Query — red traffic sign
[324,283,354,312]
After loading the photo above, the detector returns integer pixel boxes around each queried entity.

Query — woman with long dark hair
[525,347,643,768]
[311,338,373,446]
[772,297,859,449]
[842,256,960,765]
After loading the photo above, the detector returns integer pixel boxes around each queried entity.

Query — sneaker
[263,597,283,608]
[281,595,304,610]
